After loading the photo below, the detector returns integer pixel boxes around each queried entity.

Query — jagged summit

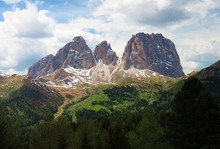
[28,36,95,78]
[53,36,95,70]
[72,36,86,44]
[122,32,184,77]
[93,40,118,65]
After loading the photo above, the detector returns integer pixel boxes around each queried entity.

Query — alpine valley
[1,32,220,148]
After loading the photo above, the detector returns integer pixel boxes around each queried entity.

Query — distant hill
[195,60,220,100]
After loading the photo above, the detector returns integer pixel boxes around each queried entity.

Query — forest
[1,77,220,149]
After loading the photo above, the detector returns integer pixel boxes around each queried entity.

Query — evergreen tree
[109,120,130,149]
[74,119,99,149]
[169,77,220,148]
[0,107,19,149]
[30,117,75,149]
[129,108,171,149]
[99,129,111,149]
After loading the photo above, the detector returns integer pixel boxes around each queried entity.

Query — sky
[0,0,220,75]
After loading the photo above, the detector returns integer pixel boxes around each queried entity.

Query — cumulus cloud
[1,0,22,4]
[2,2,55,38]
[0,1,55,74]
[94,0,190,27]
[175,35,220,73]
[181,40,220,72]
[1,0,220,75]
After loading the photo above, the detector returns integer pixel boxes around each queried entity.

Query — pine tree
[0,107,19,149]
[170,77,220,148]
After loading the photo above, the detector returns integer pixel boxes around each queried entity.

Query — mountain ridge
[28,32,185,86]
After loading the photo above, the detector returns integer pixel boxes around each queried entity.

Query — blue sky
[0,0,220,74]
[0,0,93,22]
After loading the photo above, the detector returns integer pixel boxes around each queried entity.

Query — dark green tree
[169,77,220,148]
[129,108,171,149]
[98,129,111,149]
[30,117,75,149]
[109,120,130,149]
[0,107,19,149]
[74,119,99,149]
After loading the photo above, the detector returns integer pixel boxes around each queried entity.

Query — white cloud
[0,1,54,73]
[1,0,220,75]
[2,2,55,38]
[1,0,22,4]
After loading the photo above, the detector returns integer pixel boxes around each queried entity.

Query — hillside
[195,60,220,100]
[62,76,182,122]
[0,75,64,132]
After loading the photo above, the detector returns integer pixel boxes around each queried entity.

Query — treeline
[28,108,170,149]
[1,77,220,148]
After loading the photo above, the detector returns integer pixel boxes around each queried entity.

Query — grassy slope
[0,75,25,101]
[64,76,185,122]
[65,85,111,121]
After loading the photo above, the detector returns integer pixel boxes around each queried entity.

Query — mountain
[195,60,220,99]
[122,33,184,77]
[53,36,95,70]
[93,40,118,65]
[28,36,95,79]
[27,33,185,86]
[27,54,54,79]
[0,72,10,78]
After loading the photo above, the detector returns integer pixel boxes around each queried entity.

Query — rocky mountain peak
[93,40,118,65]
[28,36,95,79]
[72,36,86,45]
[122,32,184,77]
[53,35,95,69]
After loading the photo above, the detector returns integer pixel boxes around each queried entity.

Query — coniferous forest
[1,77,220,149]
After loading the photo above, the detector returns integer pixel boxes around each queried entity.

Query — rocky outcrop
[93,41,118,65]
[27,54,54,78]
[53,36,95,70]
[122,33,184,77]
[28,36,95,78]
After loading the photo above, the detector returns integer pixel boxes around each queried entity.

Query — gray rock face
[53,36,95,69]
[27,54,54,78]
[93,41,118,65]
[122,33,184,77]
[28,36,95,78]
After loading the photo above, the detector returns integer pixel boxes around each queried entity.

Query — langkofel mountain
[123,33,184,77]
[28,32,185,84]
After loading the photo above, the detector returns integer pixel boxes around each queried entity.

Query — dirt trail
[54,89,86,119]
